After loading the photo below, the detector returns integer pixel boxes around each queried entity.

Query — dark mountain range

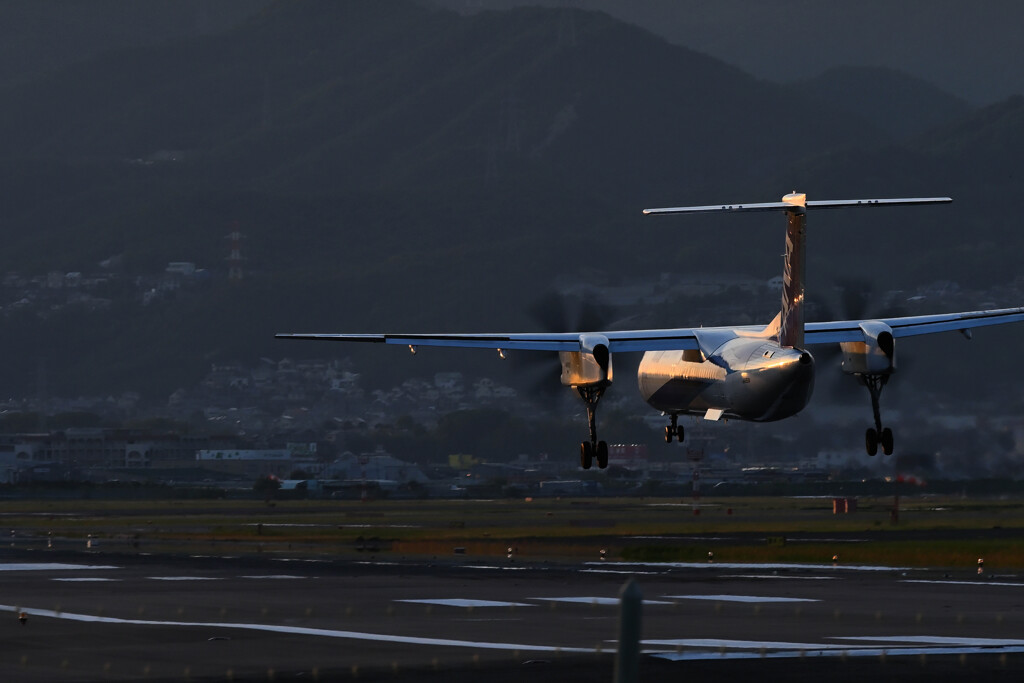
[430,0,1024,105]
[0,0,270,89]
[0,0,1020,400]
[794,66,973,141]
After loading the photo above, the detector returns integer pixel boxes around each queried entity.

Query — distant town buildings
[1,268,1023,488]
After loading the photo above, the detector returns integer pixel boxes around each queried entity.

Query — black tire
[865,428,878,456]
[597,441,609,469]
[676,425,685,442]
[664,426,673,443]
[881,428,894,455]
[580,441,593,470]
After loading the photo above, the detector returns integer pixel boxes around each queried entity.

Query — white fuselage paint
[637,338,815,422]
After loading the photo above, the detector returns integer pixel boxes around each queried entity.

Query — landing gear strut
[664,414,685,443]
[861,374,894,456]
[577,385,609,470]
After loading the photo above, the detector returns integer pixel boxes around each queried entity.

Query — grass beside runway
[3,495,1024,570]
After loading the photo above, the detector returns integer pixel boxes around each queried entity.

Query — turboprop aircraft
[277,192,1024,469]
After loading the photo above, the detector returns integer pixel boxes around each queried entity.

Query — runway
[2,549,1023,681]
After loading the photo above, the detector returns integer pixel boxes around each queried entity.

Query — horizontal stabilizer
[643,197,951,216]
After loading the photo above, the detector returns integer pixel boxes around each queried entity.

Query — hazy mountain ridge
[794,65,973,141]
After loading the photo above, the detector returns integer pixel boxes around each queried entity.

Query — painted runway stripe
[652,645,1024,661]
[531,597,673,606]
[592,561,907,572]
[463,565,530,571]
[720,575,835,580]
[902,579,1024,587]
[835,635,1024,646]
[0,603,592,653]
[240,575,305,580]
[642,638,851,650]
[273,558,331,564]
[396,599,532,608]
[146,576,220,581]
[0,563,119,572]
[52,577,120,582]
[663,594,819,603]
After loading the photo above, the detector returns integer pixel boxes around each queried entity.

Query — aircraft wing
[804,307,1024,345]
[273,326,742,353]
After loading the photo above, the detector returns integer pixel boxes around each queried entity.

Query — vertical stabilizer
[780,192,806,348]
[642,193,951,349]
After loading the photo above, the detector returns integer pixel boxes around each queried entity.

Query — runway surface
[2,548,1023,681]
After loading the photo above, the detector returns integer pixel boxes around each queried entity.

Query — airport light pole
[614,579,642,683]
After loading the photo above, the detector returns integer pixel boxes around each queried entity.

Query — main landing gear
[664,413,685,443]
[861,374,894,456]
[577,385,609,470]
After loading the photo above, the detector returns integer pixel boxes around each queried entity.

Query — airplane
[277,192,1024,469]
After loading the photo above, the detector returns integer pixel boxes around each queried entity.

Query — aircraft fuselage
[638,338,815,422]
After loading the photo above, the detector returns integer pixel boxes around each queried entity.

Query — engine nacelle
[560,334,613,387]
[840,321,895,375]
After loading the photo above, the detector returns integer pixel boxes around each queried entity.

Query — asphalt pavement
[2,548,1023,681]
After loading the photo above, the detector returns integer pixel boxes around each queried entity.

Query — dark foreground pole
[614,579,642,683]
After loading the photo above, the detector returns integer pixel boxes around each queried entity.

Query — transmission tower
[226,222,245,283]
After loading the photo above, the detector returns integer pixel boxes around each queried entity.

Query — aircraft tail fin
[644,193,952,349]
[779,193,806,348]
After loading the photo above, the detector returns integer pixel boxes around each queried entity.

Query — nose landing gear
[663,414,685,443]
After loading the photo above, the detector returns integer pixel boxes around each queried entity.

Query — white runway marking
[240,575,305,580]
[463,565,530,571]
[592,561,907,572]
[721,575,835,580]
[52,577,120,582]
[396,599,532,608]
[643,638,850,650]
[273,558,331,564]
[0,603,591,653]
[646,634,1024,661]
[663,594,819,603]
[652,645,1024,661]
[835,635,1024,646]
[0,563,119,572]
[580,569,664,575]
[531,597,673,606]
[147,576,220,581]
[902,579,1024,587]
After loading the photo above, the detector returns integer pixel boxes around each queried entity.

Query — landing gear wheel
[865,428,879,456]
[580,441,593,470]
[881,428,894,456]
[665,415,684,443]
[597,441,609,469]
